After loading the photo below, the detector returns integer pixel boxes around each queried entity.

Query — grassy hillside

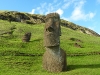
[0,20,100,75]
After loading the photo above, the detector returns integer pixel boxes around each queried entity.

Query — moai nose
[46,19,54,32]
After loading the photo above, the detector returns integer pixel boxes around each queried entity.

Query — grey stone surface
[43,13,67,72]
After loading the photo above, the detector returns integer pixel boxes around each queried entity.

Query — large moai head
[43,13,67,72]
[44,13,61,47]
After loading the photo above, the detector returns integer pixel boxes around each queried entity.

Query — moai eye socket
[46,17,53,23]
[45,18,49,22]
[54,17,59,21]
[47,26,54,32]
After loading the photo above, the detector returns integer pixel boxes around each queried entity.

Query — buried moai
[43,13,67,72]
[22,32,31,42]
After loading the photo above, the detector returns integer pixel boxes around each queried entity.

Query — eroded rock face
[43,13,67,72]
[22,32,31,42]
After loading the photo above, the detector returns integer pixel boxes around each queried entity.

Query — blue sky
[0,0,100,34]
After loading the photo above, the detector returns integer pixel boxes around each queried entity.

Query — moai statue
[43,13,67,72]
[22,32,31,42]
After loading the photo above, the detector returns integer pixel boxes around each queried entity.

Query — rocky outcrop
[22,32,31,42]
[0,11,45,24]
[60,19,100,37]
[0,11,99,37]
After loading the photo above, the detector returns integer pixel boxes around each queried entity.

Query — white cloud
[62,0,77,9]
[88,26,96,30]
[29,9,35,14]
[70,7,84,20]
[29,3,47,14]
[88,12,96,19]
[62,2,71,9]
[40,2,47,8]
[29,0,95,21]
[29,0,65,15]
[69,0,95,21]
[97,0,100,3]
[74,0,85,8]
[62,17,70,21]
[56,9,63,16]
[44,1,63,15]
[36,7,44,14]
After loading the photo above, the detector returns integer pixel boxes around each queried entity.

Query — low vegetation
[0,12,100,75]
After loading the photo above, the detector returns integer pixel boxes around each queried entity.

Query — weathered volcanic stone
[44,13,61,47]
[22,32,31,42]
[43,46,67,72]
[43,13,67,72]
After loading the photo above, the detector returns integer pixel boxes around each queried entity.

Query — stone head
[22,32,31,42]
[44,13,61,47]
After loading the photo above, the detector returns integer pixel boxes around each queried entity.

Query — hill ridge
[0,11,99,37]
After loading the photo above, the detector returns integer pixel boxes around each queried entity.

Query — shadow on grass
[67,64,100,71]
[30,39,42,42]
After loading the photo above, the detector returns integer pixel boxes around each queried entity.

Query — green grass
[0,20,100,75]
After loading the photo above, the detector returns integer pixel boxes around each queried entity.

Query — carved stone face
[44,13,61,47]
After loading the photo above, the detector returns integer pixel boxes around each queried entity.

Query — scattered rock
[22,32,31,42]
[69,38,83,43]
[74,43,82,48]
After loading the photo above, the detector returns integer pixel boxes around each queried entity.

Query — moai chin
[43,13,67,72]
